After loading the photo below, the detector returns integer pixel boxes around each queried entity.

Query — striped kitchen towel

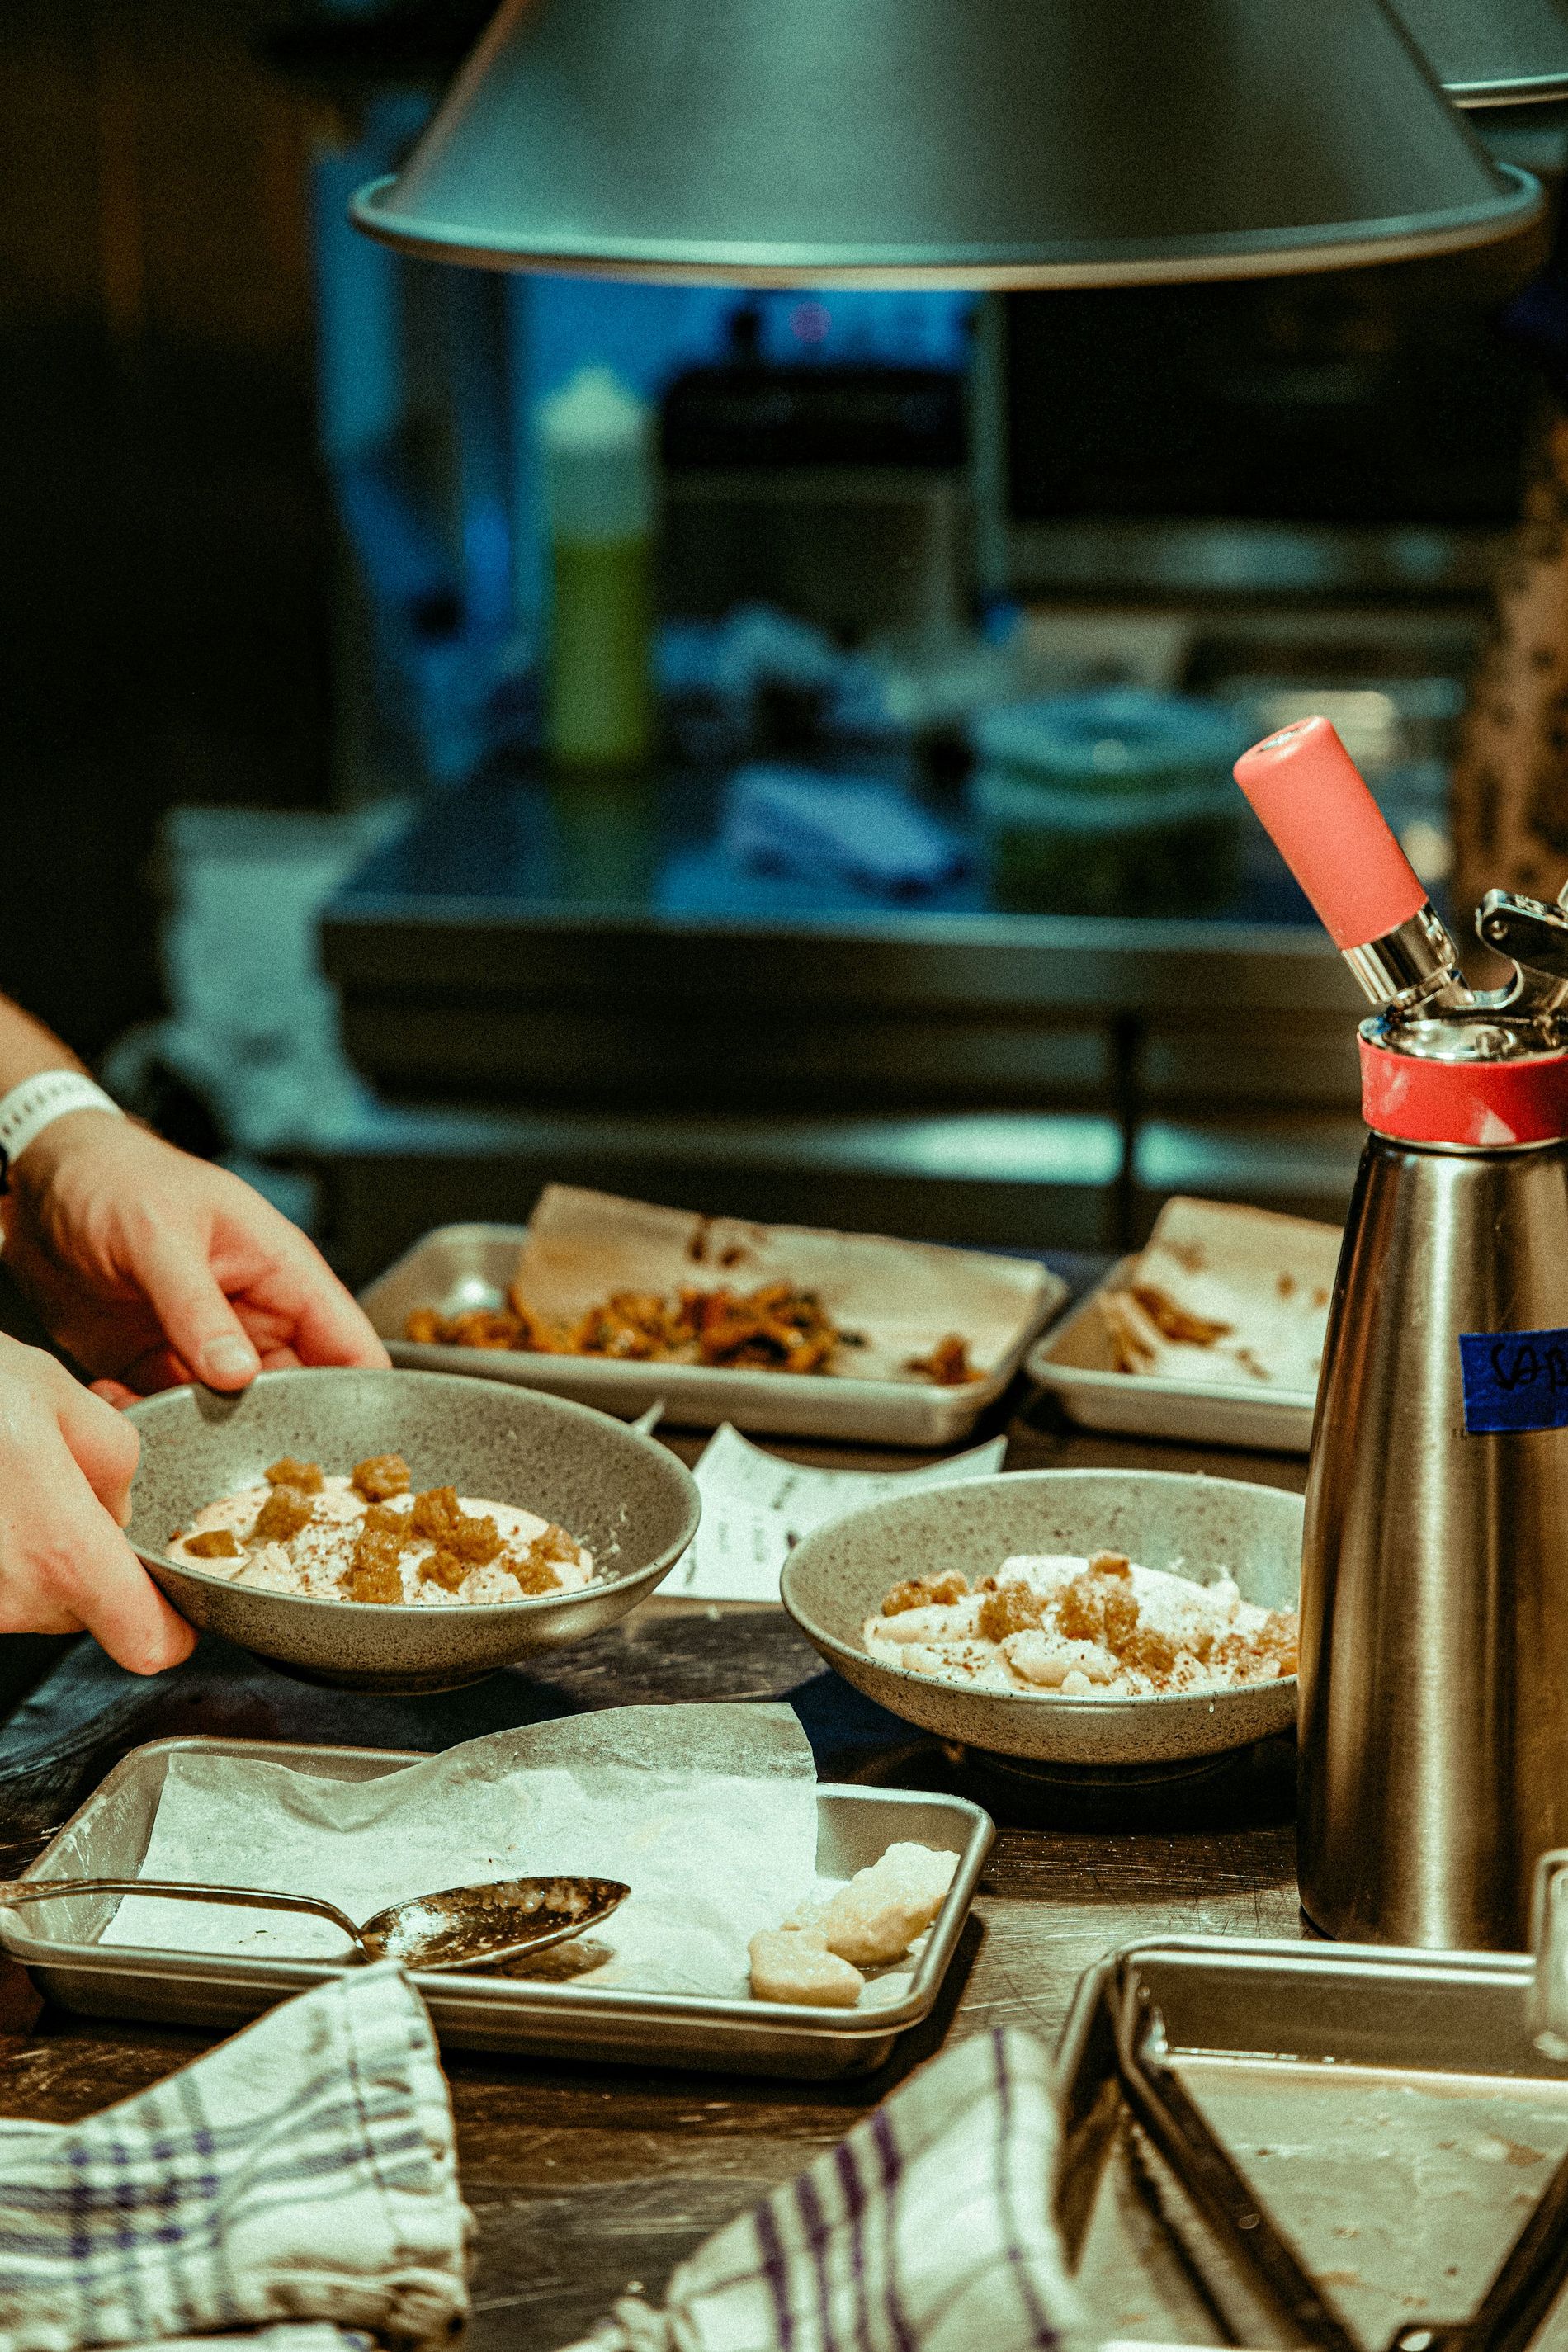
[0,1961,469,2352]
[568,2028,1087,2352]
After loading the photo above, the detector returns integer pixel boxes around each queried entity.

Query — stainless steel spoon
[0,1873,630,1972]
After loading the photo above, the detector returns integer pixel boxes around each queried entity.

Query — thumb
[54,1376,141,1527]
[133,1233,261,1391]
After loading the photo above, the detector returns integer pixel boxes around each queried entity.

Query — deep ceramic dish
[125,1368,701,1694]
[779,1468,1303,1766]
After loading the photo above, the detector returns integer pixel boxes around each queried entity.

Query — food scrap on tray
[1098,1195,1339,1391]
[863,1548,1297,1700]
[408,1279,981,1385]
[749,1841,957,2007]
[168,1453,593,1608]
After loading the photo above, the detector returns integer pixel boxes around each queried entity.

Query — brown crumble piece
[448,1512,503,1566]
[1259,1609,1299,1674]
[1088,1551,1131,1579]
[508,1547,565,1595]
[880,1570,970,1616]
[265,1457,324,1493]
[347,1556,403,1604]
[404,1309,442,1345]
[978,1583,1045,1642]
[252,1487,314,1545]
[1278,1272,1296,1299]
[184,1528,240,1561]
[905,1334,981,1387]
[363,1503,409,1544]
[410,1485,461,1541]
[1130,1286,1233,1347]
[420,1547,467,1594]
[1101,1584,1141,1650]
[1056,1570,1136,1651]
[350,1524,404,1583]
[445,1309,524,1350]
[507,1526,583,1593]
[353,1453,411,1503]
[1124,1626,1178,1679]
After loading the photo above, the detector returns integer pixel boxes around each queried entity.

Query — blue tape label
[1460,1329,1568,1434]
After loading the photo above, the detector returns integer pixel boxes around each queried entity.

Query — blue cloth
[720,768,970,900]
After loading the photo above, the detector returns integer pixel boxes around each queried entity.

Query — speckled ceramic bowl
[125,1367,700,1694]
[780,1468,1302,1766]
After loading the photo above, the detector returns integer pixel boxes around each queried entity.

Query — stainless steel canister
[1300,1133,1568,1949]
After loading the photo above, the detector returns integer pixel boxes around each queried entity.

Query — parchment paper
[101,1703,819,1997]
[668,1422,1008,1600]
[511,1185,1053,1381]
[1100,1197,1339,1391]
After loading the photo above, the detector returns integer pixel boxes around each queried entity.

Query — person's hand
[0,1112,390,1402]
[0,1334,192,1672]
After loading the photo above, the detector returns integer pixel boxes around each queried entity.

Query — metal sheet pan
[0,1736,993,2080]
[361,1222,1065,1447]
[1054,1934,1568,2350]
[1027,1259,1317,1455]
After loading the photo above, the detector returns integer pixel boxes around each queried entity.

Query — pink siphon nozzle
[1233,716,1428,952]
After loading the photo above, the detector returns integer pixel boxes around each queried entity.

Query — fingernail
[200,1338,259,1386]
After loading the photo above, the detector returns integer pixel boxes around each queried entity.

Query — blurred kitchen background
[6,0,1568,1284]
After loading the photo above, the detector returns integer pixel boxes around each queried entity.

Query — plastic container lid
[972,688,1244,794]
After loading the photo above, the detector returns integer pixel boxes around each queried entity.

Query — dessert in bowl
[780,1467,1303,1766]
[126,1367,700,1693]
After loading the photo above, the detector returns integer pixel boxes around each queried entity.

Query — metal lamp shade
[1392,0,1568,106]
[349,0,1542,287]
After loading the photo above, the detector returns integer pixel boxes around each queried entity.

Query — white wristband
[0,1071,125,1185]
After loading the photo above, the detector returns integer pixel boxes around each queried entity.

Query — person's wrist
[0,1071,125,1198]
[4,1103,127,1206]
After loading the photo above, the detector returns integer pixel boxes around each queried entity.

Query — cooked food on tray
[863,1548,1297,1701]
[167,1452,593,1608]
[1098,1196,1337,1391]
[748,1840,958,2008]
[407,1278,981,1386]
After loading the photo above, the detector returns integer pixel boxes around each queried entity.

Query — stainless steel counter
[315,774,1372,1274]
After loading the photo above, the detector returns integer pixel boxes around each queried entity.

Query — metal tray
[0,1736,994,2080]
[361,1221,1065,1445]
[1054,1934,1568,2350]
[1027,1258,1317,1455]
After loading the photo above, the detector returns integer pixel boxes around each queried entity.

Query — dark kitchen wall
[0,0,332,1059]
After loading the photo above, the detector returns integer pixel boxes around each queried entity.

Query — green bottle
[540,366,656,771]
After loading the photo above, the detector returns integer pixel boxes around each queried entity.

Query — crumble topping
[166,1456,593,1608]
[863,1548,1296,1700]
